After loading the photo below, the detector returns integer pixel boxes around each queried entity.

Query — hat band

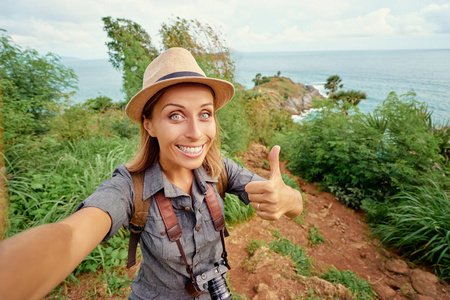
[157,71,205,82]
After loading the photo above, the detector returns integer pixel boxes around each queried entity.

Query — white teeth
[178,145,203,154]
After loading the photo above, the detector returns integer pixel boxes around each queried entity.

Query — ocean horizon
[62,49,450,122]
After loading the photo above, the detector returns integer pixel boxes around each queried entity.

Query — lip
[176,144,206,158]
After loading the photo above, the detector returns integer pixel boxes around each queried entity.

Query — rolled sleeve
[75,164,134,241]
[222,157,266,204]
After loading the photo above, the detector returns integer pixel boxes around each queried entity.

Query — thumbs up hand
[245,146,303,220]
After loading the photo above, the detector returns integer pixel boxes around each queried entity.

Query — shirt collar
[142,161,218,201]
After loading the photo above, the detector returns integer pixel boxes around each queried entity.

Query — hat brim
[126,76,235,122]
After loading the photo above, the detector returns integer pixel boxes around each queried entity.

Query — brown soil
[48,143,450,299]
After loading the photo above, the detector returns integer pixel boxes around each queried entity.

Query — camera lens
[208,275,233,300]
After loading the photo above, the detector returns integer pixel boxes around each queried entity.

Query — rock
[386,279,415,296]
[385,259,410,275]
[252,283,279,300]
[410,269,438,297]
[336,284,353,299]
[253,283,269,293]
[372,283,397,300]
[309,276,336,295]
[410,294,435,300]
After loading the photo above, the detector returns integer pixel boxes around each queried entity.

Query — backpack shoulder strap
[127,171,151,268]
[129,171,150,228]
[216,165,228,199]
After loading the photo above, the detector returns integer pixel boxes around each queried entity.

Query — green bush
[218,89,251,154]
[287,92,446,209]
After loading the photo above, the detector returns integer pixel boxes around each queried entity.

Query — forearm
[0,208,110,300]
[0,223,79,299]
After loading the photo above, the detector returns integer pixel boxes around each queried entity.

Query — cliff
[253,77,324,114]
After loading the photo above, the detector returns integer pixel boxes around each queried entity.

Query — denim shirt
[76,157,265,299]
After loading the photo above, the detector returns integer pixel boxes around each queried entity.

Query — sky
[1,0,450,59]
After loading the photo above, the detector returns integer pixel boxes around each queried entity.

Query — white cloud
[1,0,449,57]
[421,4,450,33]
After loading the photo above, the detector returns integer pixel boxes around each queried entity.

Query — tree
[324,75,366,112]
[102,17,159,101]
[324,75,343,95]
[252,73,262,86]
[329,90,367,106]
[0,29,77,145]
[159,17,235,80]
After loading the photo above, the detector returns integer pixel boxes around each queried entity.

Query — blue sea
[62,49,450,122]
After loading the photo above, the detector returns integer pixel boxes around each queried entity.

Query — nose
[185,118,202,140]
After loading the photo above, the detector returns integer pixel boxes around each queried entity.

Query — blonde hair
[125,83,224,178]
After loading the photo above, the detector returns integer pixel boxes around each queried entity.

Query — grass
[5,136,138,295]
[321,269,377,299]
[308,226,324,247]
[245,230,376,299]
[224,193,255,227]
[369,181,450,280]
[6,137,137,236]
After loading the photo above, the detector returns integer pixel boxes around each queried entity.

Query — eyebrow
[162,102,214,110]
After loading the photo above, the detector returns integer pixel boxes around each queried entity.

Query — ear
[143,118,156,137]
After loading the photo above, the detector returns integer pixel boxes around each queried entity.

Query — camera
[185,260,233,300]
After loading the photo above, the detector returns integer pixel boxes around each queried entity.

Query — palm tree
[330,90,367,106]
[324,75,344,95]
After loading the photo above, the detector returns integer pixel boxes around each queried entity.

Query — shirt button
[195,225,201,231]
[184,207,191,211]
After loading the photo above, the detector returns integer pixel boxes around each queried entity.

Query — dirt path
[227,143,450,300]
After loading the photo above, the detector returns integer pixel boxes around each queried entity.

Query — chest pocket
[197,200,221,246]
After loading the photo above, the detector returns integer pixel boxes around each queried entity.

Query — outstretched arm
[0,207,111,300]
[245,146,304,220]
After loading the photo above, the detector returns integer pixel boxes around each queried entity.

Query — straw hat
[125,47,235,122]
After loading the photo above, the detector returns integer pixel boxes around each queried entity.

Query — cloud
[1,0,449,57]
[231,3,450,51]
[422,4,450,33]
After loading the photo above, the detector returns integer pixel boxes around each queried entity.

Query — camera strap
[154,183,230,280]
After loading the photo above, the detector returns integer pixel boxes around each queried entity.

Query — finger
[245,180,273,194]
[268,145,281,180]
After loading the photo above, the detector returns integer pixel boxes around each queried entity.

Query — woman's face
[143,83,216,174]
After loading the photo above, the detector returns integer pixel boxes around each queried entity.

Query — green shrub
[84,95,113,112]
[218,89,251,154]
[281,173,301,191]
[287,92,446,209]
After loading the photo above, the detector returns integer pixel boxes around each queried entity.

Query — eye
[199,111,212,119]
[169,113,183,120]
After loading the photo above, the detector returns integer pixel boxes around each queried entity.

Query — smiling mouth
[176,144,205,156]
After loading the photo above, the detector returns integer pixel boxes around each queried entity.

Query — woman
[0,48,303,299]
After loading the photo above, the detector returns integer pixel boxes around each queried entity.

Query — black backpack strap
[127,171,151,268]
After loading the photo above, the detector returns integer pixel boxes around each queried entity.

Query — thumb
[268,145,281,180]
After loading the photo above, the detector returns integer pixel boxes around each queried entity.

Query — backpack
[126,167,228,268]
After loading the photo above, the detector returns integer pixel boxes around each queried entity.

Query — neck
[160,163,194,195]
